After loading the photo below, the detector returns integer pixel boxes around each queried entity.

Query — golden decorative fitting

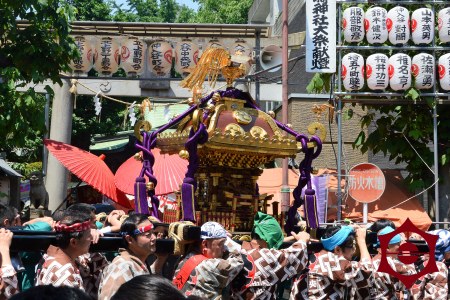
[146,182,155,191]
[212,92,222,103]
[134,120,152,143]
[207,104,215,111]
[187,97,196,106]
[191,109,203,132]
[233,110,252,125]
[225,124,245,136]
[133,153,143,161]
[268,111,275,118]
[307,121,327,142]
[250,126,268,138]
[179,149,189,160]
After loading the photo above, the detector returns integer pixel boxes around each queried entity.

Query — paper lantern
[232,39,252,57]
[387,6,410,45]
[93,37,120,76]
[438,54,450,91]
[174,38,199,76]
[438,8,450,44]
[341,53,364,91]
[388,54,411,91]
[69,36,93,75]
[412,53,434,90]
[365,54,389,90]
[148,40,173,76]
[120,37,145,77]
[206,38,223,49]
[343,7,365,43]
[411,8,434,45]
[365,7,388,44]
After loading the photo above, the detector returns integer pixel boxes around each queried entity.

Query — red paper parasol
[44,139,132,208]
[115,148,188,196]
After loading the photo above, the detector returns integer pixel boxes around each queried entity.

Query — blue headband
[321,226,354,251]
[375,226,401,248]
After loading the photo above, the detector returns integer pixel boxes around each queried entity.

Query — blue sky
[114,0,199,10]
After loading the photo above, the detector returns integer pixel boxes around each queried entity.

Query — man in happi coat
[35,211,93,291]
[291,225,373,300]
[363,226,416,300]
[410,229,449,300]
[173,221,244,300]
[98,214,167,300]
[0,228,18,299]
[229,212,310,300]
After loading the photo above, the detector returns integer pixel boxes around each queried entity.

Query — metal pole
[336,3,343,222]
[255,30,261,107]
[42,94,50,177]
[433,105,440,224]
[281,0,290,213]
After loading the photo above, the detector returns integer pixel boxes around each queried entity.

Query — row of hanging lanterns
[341,52,450,91]
[343,6,450,45]
[69,36,251,77]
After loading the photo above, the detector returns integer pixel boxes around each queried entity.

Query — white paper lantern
[148,40,173,76]
[438,8,450,44]
[365,54,389,90]
[387,6,410,45]
[388,54,411,91]
[438,54,450,91]
[206,38,223,49]
[341,53,364,91]
[232,39,252,57]
[93,37,120,76]
[120,37,145,77]
[365,7,388,44]
[343,7,365,43]
[69,36,93,75]
[411,8,434,45]
[175,38,199,76]
[412,53,435,90]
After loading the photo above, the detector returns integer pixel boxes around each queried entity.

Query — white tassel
[94,92,102,116]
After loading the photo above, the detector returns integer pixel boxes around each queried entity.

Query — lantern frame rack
[337,0,449,4]
[336,0,450,102]
[16,20,270,38]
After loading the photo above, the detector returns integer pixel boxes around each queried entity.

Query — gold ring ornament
[233,110,252,125]
[191,109,203,132]
[134,120,152,142]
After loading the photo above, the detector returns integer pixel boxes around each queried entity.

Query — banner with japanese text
[306,0,336,73]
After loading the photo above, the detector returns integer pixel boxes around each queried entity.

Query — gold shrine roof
[156,95,298,169]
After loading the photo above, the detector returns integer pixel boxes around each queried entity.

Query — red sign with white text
[348,163,385,203]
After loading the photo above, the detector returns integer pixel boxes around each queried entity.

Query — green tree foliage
[0,0,78,161]
[193,0,253,24]
[69,0,112,21]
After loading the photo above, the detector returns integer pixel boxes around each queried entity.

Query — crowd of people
[0,203,449,300]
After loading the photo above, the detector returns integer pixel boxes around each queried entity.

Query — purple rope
[181,123,208,221]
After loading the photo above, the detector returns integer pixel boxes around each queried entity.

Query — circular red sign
[348,163,385,203]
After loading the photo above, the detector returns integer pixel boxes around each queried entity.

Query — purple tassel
[304,189,319,229]
[181,181,196,222]
[134,177,150,215]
